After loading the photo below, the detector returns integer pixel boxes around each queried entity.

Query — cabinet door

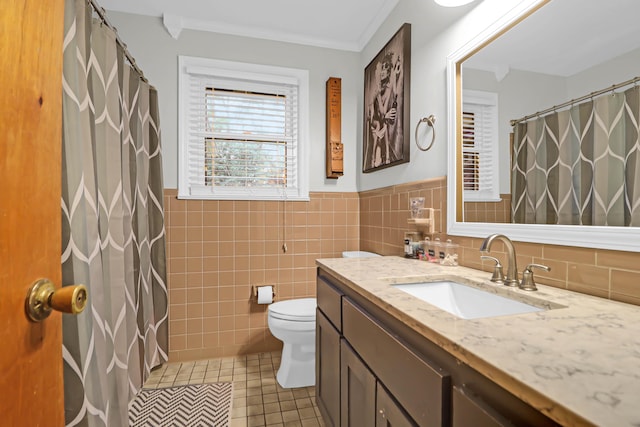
[316,309,341,427]
[376,382,417,427]
[341,340,376,427]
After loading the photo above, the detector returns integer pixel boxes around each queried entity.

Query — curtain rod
[510,75,640,126]
[88,0,149,83]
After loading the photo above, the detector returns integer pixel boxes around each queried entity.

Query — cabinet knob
[379,409,386,418]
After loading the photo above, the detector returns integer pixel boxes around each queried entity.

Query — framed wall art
[363,23,411,173]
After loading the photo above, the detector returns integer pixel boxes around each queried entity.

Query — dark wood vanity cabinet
[342,298,449,426]
[315,268,558,427]
[316,273,446,427]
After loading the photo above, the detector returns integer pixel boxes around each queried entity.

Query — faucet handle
[519,263,551,291]
[480,255,505,284]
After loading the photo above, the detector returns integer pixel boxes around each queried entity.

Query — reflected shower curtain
[512,85,640,226]
[61,0,168,425]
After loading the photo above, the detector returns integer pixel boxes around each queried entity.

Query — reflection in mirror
[446,0,640,252]
[462,0,640,225]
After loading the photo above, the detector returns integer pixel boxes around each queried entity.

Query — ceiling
[97,0,401,51]
[97,0,640,78]
[97,0,640,77]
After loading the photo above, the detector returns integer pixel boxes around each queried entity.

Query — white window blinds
[462,90,500,202]
[178,57,309,200]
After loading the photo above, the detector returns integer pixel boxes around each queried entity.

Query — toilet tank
[342,251,381,258]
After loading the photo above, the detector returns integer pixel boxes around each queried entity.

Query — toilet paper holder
[253,285,276,300]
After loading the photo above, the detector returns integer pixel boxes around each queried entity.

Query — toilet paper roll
[257,285,273,304]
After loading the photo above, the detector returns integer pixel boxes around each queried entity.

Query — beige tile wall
[359,177,640,307]
[164,189,359,362]
[165,178,640,361]
[359,178,447,255]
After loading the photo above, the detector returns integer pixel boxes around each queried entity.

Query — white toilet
[267,250,380,388]
[268,297,317,388]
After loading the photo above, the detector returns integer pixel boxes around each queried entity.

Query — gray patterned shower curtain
[61,0,168,425]
[512,85,640,226]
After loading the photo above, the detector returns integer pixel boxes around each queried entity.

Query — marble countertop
[316,256,640,427]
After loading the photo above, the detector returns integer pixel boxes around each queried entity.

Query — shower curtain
[512,85,640,226]
[61,0,168,425]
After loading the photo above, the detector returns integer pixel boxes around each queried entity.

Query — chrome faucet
[479,234,519,287]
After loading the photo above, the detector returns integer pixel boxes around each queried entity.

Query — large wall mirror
[446,0,640,252]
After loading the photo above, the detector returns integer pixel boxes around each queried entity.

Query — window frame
[462,89,500,202]
[178,56,309,201]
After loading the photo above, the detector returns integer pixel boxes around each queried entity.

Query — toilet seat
[268,298,316,321]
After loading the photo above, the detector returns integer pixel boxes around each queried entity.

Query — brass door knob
[25,279,88,322]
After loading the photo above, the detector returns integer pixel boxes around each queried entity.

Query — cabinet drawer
[343,298,450,427]
[452,386,513,427]
[317,275,343,331]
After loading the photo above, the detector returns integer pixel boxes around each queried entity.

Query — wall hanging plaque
[363,23,411,173]
[326,77,343,179]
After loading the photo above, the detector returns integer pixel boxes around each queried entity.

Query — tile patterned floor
[144,352,325,427]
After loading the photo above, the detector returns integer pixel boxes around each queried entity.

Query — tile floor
[143,351,325,427]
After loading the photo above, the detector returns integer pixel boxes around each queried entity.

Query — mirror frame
[445,0,640,253]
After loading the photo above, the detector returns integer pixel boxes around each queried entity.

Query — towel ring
[415,115,436,151]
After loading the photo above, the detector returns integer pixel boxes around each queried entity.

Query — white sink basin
[392,280,544,319]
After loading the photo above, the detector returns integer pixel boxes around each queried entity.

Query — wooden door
[0,0,65,425]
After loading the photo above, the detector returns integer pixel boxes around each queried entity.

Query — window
[462,90,500,202]
[178,56,309,200]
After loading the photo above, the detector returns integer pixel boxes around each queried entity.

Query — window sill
[177,192,310,202]
[464,197,503,203]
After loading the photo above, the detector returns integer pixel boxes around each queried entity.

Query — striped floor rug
[129,382,233,426]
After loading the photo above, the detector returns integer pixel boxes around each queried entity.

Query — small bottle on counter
[422,238,431,261]
[411,241,422,259]
[429,238,441,263]
[404,231,423,259]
